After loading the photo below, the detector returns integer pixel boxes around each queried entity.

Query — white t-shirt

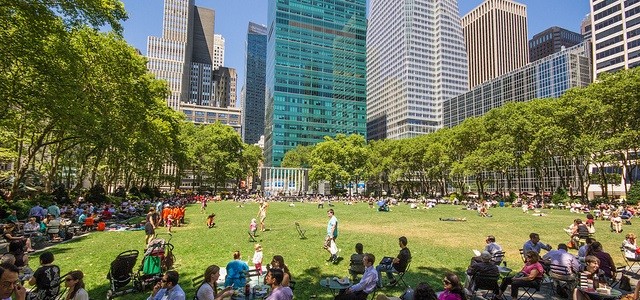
[253,250,263,265]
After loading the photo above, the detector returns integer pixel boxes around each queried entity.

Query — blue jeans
[375,264,398,286]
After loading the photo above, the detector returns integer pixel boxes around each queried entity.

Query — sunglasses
[161,279,168,283]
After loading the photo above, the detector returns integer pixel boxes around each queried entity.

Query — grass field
[40,201,633,299]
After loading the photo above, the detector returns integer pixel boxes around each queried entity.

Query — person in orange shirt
[161,206,171,227]
[178,205,186,227]
[172,206,181,227]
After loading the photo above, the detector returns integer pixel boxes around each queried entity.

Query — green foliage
[627,184,640,205]
[551,187,569,204]
[86,184,107,204]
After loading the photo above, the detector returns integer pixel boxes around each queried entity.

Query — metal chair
[620,246,640,275]
[295,222,306,239]
[548,263,577,298]
[469,274,500,300]
[491,251,505,265]
[390,260,411,288]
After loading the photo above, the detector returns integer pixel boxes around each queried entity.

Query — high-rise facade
[367,0,469,140]
[213,34,225,69]
[213,66,237,108]
[590,0,640,77]
[444,43,592,128]
[242,22,267,144]
[264,0,368,166]
[462,0,529,89]
[529,27,583,62]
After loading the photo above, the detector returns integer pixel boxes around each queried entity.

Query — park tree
[281,145,314,168]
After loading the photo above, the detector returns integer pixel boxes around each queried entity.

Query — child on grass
[249,218,257,236]
[166,214,173,233]
[207,213,216,228]
[252,243,263,274]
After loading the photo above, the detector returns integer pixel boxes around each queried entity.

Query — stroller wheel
[107,290,113,300]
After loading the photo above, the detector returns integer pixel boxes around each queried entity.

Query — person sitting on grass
[206,213,216,229]
[224,251,249,289]
[196,265,234,300]
[148,270,186,300]
[376,236,411,288]
[28,251,61,300]
[493,251,543,300]
[335,253,377,300]
[611,211,623,233]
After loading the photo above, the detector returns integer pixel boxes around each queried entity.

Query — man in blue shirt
[335,253,378,300]
[148,270,185,300]
[523,233,552,255]
[324,209,339,262]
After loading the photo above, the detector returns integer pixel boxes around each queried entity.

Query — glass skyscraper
[242,22,267,145]
[366,0,468,140]
[264,0,367,166]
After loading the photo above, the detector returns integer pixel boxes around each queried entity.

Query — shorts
[144,223,155,235]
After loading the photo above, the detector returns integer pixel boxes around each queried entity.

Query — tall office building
[242,22,267,144]
[582,14,593,38]
[264,0,368,166]
[590,0,640,77]
[529,27,583,62]
[462,0,529,89]
[367,0,469,140]
[213,34,225,69]
[444,43,592,128]
[213,66,237,108]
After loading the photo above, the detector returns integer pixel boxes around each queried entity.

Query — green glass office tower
[264,0,367,166]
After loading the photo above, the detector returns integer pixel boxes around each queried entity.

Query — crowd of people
[5,194,640,300]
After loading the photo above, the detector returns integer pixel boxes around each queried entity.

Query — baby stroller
[139,233,175,288]
[106,250,140,300]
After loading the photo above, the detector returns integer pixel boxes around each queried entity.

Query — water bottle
[245,283,250,296]
[593,273,599,289]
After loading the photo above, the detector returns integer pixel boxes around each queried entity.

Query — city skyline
[117,0,590,107]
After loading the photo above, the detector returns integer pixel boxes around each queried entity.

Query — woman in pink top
[494,251,544,300]
[438,273,465,300]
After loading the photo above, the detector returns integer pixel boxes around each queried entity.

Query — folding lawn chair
[620,246,640,275]
[469,274,500,300]
[548,263,577,298]
[491,251,505,265]
[389,260,411,288]
[295,222,306,239]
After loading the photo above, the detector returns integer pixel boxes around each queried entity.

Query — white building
[366,0,469,140]
[590,0,640,77]
[213,34,225,70]
[462,0,529,89]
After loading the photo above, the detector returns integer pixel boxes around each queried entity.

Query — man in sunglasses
[0,263,26,300]
[148,270,185,300]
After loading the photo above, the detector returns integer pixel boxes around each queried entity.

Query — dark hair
[268,268,284,285]
[443,272,465,299]
[587,241,603,256]
[586,237,596,244]
[558,244,568,251]
[355,243,363,254]
[486,235,496,243]
[271,255,290,275]
[233,251,241,260]
[0,262,19,276]
[529,233,539,239]
[364,253,375,265]
[67,270,85,299]
[399,236,408,246]
[40,251,54,265]
[414,282,438,300]
[327,209,334,214]
[165,270,179,285]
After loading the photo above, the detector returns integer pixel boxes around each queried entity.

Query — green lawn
[40,201,632,299]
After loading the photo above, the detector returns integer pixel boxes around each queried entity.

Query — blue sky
[118,0,590,100]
